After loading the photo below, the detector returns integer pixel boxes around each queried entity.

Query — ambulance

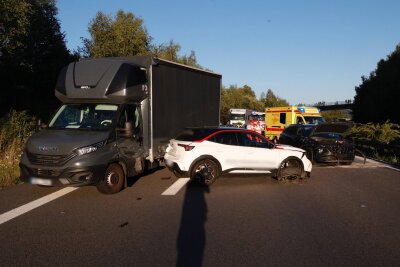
[265,106,325,142]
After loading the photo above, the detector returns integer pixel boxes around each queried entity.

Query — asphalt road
[0,158,399,266]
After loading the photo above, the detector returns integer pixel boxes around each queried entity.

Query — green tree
[0,0,31,58]
[353,44,400,123]
[81,10,151,58]
[81,11,202,69]
[150,40,201,68]
[0,0,74,119]
[179,50,199,68]
[220,85,264,124]
[151,40,180,62]
[260,89,289,107]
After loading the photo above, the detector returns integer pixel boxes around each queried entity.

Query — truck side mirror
[116,122,134,138]
[38,119,48,130]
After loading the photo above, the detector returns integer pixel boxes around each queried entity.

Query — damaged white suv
[164,127,312,185]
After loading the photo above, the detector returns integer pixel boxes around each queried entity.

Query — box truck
[19,56,221,194]
[229,108,252,128]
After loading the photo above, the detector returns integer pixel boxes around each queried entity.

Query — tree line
[353,45,400,124]
[1,1,398,124]
[0,2,204,120]
[220,86,288,124]
[0,0,75,119]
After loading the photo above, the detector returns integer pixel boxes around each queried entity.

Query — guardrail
[315,100,353,106]
[354,140,400,166]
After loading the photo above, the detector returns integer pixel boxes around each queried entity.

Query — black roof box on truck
[56,57,148,104]
[55,56,220,104]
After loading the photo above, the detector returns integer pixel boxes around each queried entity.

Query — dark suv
[279,123,355,164]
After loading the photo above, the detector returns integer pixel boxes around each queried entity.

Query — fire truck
[246,111,266,134]
[265,106,325,142]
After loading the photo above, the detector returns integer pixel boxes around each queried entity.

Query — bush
[350,121,400,144]
[0,110,37,188]
[351,121,400,165]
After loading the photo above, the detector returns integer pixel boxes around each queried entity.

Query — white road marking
[0,187,78,225]
[162,178,190,196]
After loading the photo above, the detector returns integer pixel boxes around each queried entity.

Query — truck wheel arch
[108,160,127,187]
[96,163,125,194]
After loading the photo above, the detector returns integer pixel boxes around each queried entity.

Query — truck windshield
[303,116,325,125]
[230,114,245,120]
[49,104,118,130]
[249,114,265,121]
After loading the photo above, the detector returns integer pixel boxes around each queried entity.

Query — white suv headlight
[77,141,105,156]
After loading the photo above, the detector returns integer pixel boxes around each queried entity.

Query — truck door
[116,104,144,176]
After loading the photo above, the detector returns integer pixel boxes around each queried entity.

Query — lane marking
[162,178,190,196]
[0,187,78,225]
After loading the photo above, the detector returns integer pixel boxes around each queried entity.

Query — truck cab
[229,108,252,128]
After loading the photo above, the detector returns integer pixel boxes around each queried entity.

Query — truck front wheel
[96,163,125,194]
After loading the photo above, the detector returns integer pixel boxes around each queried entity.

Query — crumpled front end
[312,141,355,163]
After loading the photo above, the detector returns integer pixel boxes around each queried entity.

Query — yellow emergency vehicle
[265,106,325,142]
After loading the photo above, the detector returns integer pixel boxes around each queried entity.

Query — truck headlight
[77,141,105,156]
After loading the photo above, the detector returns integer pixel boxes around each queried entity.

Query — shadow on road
[126,166,165,187]
[176,182,209,267]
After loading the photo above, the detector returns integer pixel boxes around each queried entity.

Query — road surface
[0,158,399,266]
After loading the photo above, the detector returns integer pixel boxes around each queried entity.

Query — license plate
[30,177,53,186]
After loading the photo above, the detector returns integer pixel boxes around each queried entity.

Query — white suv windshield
[49,104,118,130]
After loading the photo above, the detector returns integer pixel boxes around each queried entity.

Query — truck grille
[32,169,61,177]
[26,152,77,166]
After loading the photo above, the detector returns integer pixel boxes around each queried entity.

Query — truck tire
[190,158,220,186]
[276,157,303,181]
[96,163,125,194]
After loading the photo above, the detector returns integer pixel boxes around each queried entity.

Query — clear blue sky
[57,0,400,105]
